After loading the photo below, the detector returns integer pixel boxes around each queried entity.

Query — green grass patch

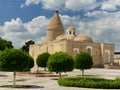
[58,76,120,89]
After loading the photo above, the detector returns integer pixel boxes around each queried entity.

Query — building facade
[29,11,114,68]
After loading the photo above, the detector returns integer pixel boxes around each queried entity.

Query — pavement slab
[0,68,120,90]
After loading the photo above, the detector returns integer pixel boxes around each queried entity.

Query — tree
[47,52,74,78]
[21,40,35,53]
[0,49,34,87]
[0,37,14,51]
[74,52,93,76]
[36,52,50,71]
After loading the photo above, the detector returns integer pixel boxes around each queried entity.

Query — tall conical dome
[46,11,64,42]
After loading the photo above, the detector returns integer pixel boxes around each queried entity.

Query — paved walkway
[0,68,120,90]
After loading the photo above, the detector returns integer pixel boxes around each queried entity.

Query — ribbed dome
[74,34,93,43]
[67,26,76,31]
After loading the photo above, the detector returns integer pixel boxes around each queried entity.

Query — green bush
[36,52,50,70]
[74,52,93,75]
[58,76,120,89]
[47,52,74,77]
[0,49,34,87]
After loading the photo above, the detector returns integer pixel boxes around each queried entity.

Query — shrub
[36,52,50,71]
[0,49,34,87]
[58,76,120,89]
[74,52,93,75]
[47,52,74,77]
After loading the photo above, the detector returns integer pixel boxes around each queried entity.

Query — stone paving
[0,68,120,90]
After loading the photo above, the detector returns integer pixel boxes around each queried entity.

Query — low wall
[104,63,120,69]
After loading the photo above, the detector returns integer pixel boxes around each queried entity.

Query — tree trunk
[82,69,84,76]
[13,71,16,87]
[37,67,39,73]
[44,67,46,71]
[58,72,61,78]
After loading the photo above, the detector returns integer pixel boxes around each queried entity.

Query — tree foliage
[0,49,34,87]
[74,52,93,75]
[36,52,50,70]
[21,40,35,53]
[47,52,74,77]
[0,49,34,71]
[0,37,14,51]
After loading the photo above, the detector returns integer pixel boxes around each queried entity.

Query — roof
[47,11,64,30]
[74,34,93,43]
[67,26,76,31]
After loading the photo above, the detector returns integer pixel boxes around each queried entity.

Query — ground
[0,68,120,90]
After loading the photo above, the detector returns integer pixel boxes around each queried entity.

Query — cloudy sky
[0,0,120,52]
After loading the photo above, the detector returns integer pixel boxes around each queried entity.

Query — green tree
[36,52,50,71]
[21,40,35,53]
[74,52,93,76]
[47,52,74,78]
[0,49,34,87]
[0,37,14,51]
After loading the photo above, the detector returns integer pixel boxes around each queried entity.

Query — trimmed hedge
[47,52,74,74]
[58,76,120,89]
[36,52,50,70]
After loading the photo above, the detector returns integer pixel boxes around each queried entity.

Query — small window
[87,48,91,54]
[73,31,75,35]
[69,31,71,35]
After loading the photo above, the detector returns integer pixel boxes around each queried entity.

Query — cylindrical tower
[46,11,64,42]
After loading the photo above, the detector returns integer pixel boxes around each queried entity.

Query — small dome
[64,35,75,40]
[56,35,75,41]
[74,34,93,43]
[67,26,76,31]
[56,35,65,41]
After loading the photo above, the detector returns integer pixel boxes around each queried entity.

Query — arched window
[69,31,71,35]
[87,48,91,54]
[73,31,75,35]
[73,48,79,56]
[86,46,92,55]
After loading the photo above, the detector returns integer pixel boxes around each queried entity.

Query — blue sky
[0,0,120,52]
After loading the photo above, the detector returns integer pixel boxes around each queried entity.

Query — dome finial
[55,10,58,13]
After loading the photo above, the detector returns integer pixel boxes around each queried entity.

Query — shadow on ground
[0,85,44,89]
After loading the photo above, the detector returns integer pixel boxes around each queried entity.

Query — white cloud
[25,16,49,34]
[21,0,98,11]
[101,4,116,11]
[101,0,120,11]
[25,0,42,6]
[42,0,66,10]
[20,0,42,8]
[21,0,120,11]
[0,16,49,48]
[65,0,97,11]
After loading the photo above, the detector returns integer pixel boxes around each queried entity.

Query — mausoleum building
[29,11,114,68]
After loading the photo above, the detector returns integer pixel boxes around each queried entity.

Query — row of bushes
[58,76,120,89]
[36,51,93,76]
